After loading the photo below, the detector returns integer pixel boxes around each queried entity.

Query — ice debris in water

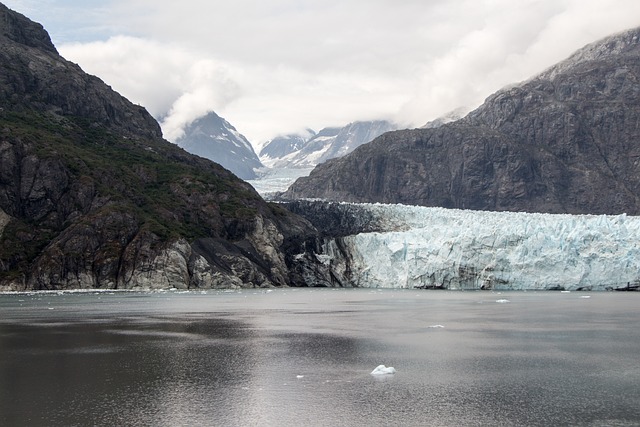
[371,365,396,375]
[495,299,510,303]
[428,324,445,328]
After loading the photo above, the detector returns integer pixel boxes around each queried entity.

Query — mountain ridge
[260,120,397,169]
[0,3,319,291]
[284,26,640,215]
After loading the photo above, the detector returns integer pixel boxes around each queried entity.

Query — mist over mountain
[285,27,640,215]
[421,107,468,129]
[175,111,263,180]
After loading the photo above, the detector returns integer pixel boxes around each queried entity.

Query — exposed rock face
[0,207,9,236]
[285,27,640,215]
[0,4,320,291]
[175,111,263,180]
[0,3,56,53]
[280,200,392,237]
[0,5,160,140]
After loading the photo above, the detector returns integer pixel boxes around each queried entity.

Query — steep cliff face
[0,5,160,140]
[0,4,318,291]
[285,27,640,215]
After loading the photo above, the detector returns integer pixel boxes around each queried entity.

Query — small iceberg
[495,299,510,303]
[371,365,396,375]
[428,324,445,328]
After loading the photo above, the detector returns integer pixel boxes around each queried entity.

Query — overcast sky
[3,1,640,147]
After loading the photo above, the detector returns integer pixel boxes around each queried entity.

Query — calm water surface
[0,289,639,426]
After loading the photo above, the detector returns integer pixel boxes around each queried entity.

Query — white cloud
[60,37,244,141]
[396,0,640,126]
[41,0,640,144]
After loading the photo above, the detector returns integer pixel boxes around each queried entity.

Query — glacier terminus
[310,203,640,291]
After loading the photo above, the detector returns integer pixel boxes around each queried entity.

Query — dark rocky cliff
[0,4,319,290]
[285,27,640,215]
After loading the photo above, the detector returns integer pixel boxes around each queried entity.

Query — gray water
[0,289,639,426]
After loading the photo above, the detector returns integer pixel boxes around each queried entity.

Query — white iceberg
[370,365,396,375]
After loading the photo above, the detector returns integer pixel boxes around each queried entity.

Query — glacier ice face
[324,203,640,290]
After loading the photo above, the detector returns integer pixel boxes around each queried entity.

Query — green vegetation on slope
[0,109,263,279]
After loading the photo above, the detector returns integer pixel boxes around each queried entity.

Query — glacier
[318,203,640,291]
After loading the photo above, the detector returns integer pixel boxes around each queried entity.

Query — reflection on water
[1,289,639,426]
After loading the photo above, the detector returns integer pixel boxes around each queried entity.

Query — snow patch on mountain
[260,120,397,169]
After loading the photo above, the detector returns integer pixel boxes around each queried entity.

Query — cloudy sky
[4,1,640,147]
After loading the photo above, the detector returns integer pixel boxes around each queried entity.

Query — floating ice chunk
[579,295,591,299]
[371,365,396,375]
[296,375,304,379]
[428,324,445,328]
[495,299,510,303]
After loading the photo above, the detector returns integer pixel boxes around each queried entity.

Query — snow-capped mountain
[260,120,397,168]
[258,129,315,160]
[175,112,263,180]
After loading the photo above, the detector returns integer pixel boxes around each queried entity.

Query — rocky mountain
[285,27,640,215]
[0,4,320,291]
[174,111,263,180]
[260,120,397,169]
[258,129,315,161]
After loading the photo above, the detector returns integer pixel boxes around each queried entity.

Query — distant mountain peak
[260,119,397,168]
[175,111,263,180]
